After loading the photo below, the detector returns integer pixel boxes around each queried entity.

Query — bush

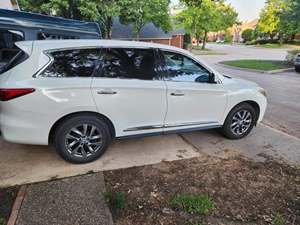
[242,29,254,43]
[245,40,257,45]
[255,39,279,45]
[104,191,126,211]
[224,30,233,43]
[286,49,300,64]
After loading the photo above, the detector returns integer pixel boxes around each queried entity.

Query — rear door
[91,48,167,137]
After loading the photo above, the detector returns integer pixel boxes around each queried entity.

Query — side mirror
[209,73,217,84]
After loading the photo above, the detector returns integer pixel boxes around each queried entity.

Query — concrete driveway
[1,44,300,188]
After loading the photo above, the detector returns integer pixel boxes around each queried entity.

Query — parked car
[295,53,300,73]
[0,9,101,70]
[0,40,267,163]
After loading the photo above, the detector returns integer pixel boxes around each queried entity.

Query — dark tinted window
[99,48,158,80]
[162,51,211,83]
[0,50,28,75]
[0,29,24,71]
[41,49,100,77]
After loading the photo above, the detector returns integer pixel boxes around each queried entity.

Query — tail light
[0,88,35,101]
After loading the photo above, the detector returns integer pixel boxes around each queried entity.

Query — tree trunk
[190,35,194,51]
[202,31,208,50]
[279,33,284,45]
[136,32,140,41]
[105,17,113,39]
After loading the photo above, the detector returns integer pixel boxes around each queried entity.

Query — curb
[7,185,27,225]
[217,63,294,74]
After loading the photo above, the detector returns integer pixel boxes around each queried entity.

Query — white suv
[0,40,267,163]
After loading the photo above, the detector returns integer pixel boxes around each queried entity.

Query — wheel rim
[65,124,103,158]
[230,109,252,136]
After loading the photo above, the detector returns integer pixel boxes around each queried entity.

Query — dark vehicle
[0,9,101,69]
[295,53,300,73]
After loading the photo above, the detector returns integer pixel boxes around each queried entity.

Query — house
[207,19,259,43]
[111,18,185,49]
[0,0,19,10]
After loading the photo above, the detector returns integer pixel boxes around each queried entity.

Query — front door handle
[97,90,117,95]
[171,92,185,96]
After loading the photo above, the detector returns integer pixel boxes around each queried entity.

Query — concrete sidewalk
[15,173,113,225]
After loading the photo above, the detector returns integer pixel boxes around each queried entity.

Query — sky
[171,0,266,22]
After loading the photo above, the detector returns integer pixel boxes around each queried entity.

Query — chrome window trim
[34,46,157,79]
[33,47,102,78]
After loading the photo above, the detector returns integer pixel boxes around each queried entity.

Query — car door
[159,50,228,132]
[91,48,167,137]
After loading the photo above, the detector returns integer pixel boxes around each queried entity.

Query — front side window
[162,51,211,83]
[98,48,158,80]
[40,48,100,77]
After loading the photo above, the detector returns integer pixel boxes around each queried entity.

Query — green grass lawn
[256,43,300,49]
[220,60,291,71]
[192,49,227,55]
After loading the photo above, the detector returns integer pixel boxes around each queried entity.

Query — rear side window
[0,29,24,72]
[40,49,100,78]
[0,50,28,75]
[98,48,158,80]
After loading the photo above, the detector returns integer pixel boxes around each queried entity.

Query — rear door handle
[170,92,185,96]
[97,90,117,95]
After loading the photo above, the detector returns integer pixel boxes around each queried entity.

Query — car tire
[295,67,300,73]
[54,115,111,164]
[221,103,257,139]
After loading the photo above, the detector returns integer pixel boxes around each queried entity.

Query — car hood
[222,76,259,90]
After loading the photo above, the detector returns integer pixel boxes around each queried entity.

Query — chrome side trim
[119,125,222,139]
[124,124,163,132]
[123,121,218,132]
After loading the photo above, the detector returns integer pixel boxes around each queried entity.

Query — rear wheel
[221,103,257,139]
[295,66,300,73]
[54,115,111,164]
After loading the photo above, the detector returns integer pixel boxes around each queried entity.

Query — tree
[19,0,82,19]
[180,0,202,6]
[79,0,120,39]
[176,0,238,49]
[18,0,120,39]
[278,0,300,43]
[241,29,254,43]
[257,0,286,40]
[119,0,171,40]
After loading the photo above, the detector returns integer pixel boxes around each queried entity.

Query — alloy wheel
[230,109,252,136]
[65,124,103,158]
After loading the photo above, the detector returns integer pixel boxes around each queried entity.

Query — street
[200,43,300,138]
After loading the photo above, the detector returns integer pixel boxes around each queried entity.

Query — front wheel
[54,115,111,164]
[221,103,257,139]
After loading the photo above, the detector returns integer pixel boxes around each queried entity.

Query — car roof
[17,39,188,53]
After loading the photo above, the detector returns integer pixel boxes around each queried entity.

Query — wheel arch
[227,100,260,124]
[48,111,116,145]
